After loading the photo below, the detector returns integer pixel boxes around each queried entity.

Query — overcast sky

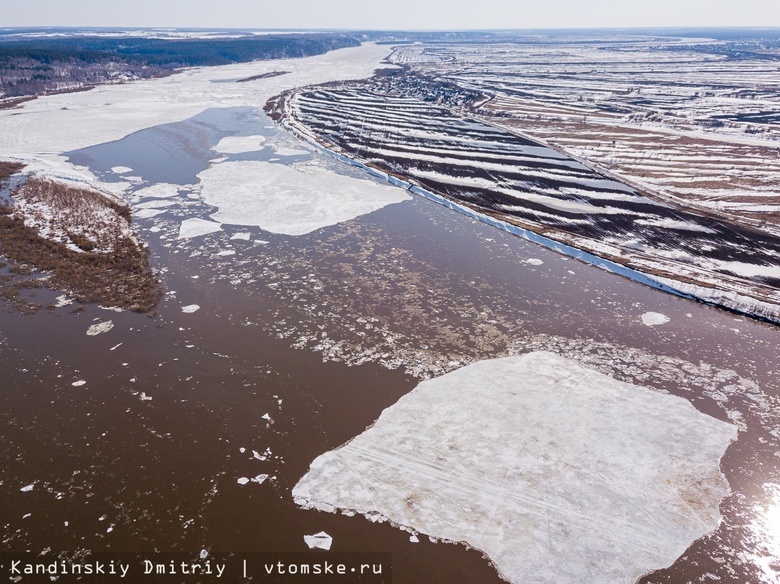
[3,0,779,30]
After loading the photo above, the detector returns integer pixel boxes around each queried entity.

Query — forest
[0,33,361,98]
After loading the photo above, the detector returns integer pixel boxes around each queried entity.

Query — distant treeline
[0,34,360,98]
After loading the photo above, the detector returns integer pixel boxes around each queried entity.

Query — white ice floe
[111,166,133,174]
[20,483,35,492]
[230,232,251,241]
[237,477,250,485]
[134,183,183,199]
[177,218,222,239]
[135,209,166,219]
[303,531,333,551]
[198,161,410,236]
[213,135,266,154]
[86,320,114,336]
[293,352,737,584]
[72,380,87,387]
[641,312,670,326]
[216,250,235,256]
[526,258,544,266]
[181,304,200,314]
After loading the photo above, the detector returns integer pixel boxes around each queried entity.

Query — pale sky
[2,0,779,30]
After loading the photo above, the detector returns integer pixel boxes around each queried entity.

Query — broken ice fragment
[641,311,670,326]
[86,320,114,336]
[237,477,250,486]
[181,304,200,314]
[72,380,86,387]
[261,413,272,422]
[20,483,35,492]
[252,474,269,485]
[304,531,332,550]
[526,258,544,266]
[199,549,208,560]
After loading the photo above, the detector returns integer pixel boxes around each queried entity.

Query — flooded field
[1,41,780,583]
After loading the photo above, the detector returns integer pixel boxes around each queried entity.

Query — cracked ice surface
[198,161,410,236]
[293,351,737,584]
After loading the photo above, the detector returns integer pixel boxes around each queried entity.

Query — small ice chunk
[252,474,269,484]
[199,549,208,560]
[55,295,74,307]
[230,232,251,241]
[237,477,250,485]
[139,392,152,401]
[409,534,419,543]
[20,483,35,492]
[86,321,114,336]
[239,447,246,454]
[181,304,200,314]
[304,531,333,550]
[641,312,670,327]
[252,450,267,461]
[72,380,87,387]
[526,258,544,266]
[261,413,272,422]
[111,166,133,174]
[110,343,123,351]
[216,250,235,256]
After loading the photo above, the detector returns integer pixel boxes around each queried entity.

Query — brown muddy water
[2,116,780,583]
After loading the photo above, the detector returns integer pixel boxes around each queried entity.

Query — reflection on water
[748,484,780,583]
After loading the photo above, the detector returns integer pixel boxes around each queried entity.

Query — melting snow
[293,352,737,584]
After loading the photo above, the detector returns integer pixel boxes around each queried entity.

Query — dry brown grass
[0,161,25,184]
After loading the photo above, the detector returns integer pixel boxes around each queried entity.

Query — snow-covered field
[281,83,780,322]
[391,39,780,234]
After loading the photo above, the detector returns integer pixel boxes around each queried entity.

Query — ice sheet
[197,161,411,236]
[294,352,737,584]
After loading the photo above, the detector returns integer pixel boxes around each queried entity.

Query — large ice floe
[198,161,410,236]
[293,352,738,584]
